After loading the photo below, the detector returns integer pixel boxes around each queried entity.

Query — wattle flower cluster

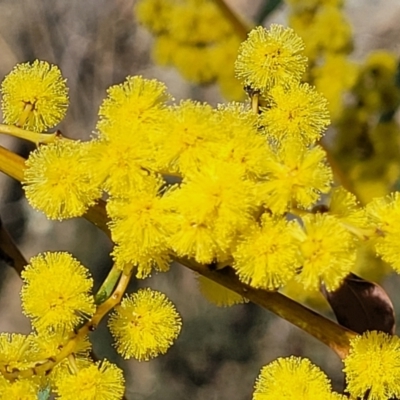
[1,21,400,400]
[20,25,356,300]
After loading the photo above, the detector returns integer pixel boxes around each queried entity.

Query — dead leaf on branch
[322,273,395,335]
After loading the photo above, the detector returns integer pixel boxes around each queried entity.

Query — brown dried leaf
[322,273,395,335]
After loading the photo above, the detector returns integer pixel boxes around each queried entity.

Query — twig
[0,124,58,145]
[175,257,356,359]
[0,145,357,359]
[0,269,132,380]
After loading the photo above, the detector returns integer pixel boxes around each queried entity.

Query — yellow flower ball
[1,60,68,132]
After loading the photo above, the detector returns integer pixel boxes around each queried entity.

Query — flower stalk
[0,124,58,145]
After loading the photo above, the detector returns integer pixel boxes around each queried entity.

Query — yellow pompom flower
[107,175,171,278]
[21,252,95,331]
[260,82,330,145]
[233,214,300,290]
[253,357,333,400]
[293,213,356,291]
[0,376,39,400]
[108,288,182,361]
[197,275,247,307]
[54,360,124,400]
[235,25,307,93]
[261,138,332,214]
[166,160,257,263]
[343,331,400,400]
[1,60,68,132]
[86,138,155,197]
[154,100,220,174]
[96,75,170,140]
[328,186,368,229]
[215,103,270,177]
[23,139,102,220]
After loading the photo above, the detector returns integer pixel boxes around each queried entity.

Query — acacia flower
[235,25,307,93]
[214,103,270,177]
[197,275,247,307]
[108,288,182,361]
[328,186,368,229]
[154,100,221,174]
[253,357,333,400]
[23,139,102,220]
[1,60,68,131]
[107,175,171,278]
[54,360,124,400]
[166,160,257,263]
[233,214,300,290]
[260,82,330,145]
[343,331,400,400]
[21,252,95,331]
[293,214,356,291]
[96,75,170,141]
[261,137,332,214]
[86,138,156,197]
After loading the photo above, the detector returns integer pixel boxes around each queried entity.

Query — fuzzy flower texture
[3,250,181,399]
[13,24,363,303]
[10,25,400,308]
[3,20,400,400]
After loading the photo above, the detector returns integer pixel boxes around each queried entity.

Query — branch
[175,257,356,359]
[0,145,357,359]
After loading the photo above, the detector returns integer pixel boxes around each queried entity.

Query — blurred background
[0,0,400,399]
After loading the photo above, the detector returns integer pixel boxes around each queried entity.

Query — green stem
[94,264,122,304]
[0,124,58,145]
[341,222,378,241]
